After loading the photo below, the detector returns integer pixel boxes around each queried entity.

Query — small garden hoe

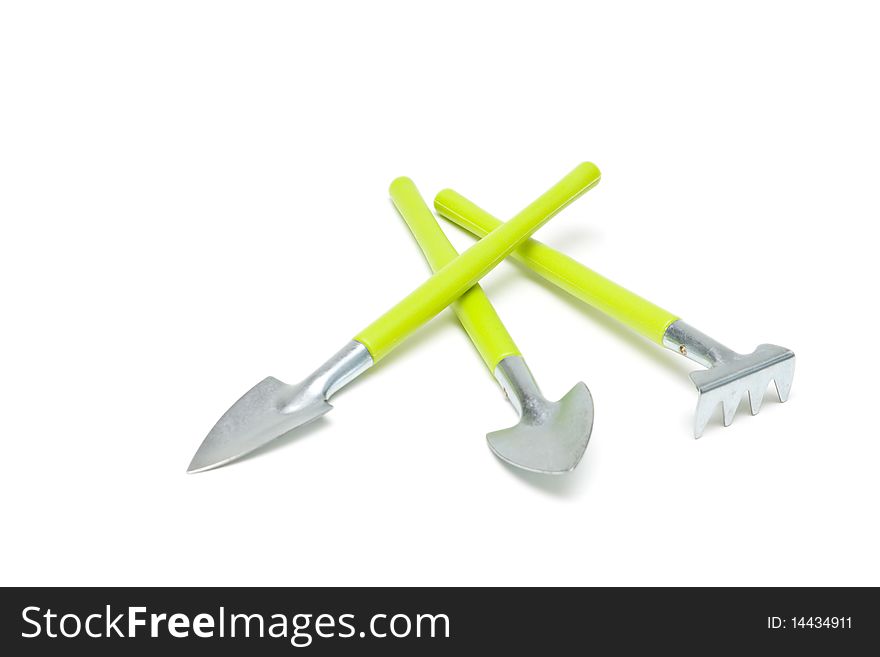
[389,177,593,474]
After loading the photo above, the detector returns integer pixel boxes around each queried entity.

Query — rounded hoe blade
[487,382,594,475]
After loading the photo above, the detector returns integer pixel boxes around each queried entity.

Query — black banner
[1,587,875,654]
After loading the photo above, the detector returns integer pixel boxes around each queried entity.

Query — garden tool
[389,177,592,474]
[186,162,601,473]
[435,191,794,439]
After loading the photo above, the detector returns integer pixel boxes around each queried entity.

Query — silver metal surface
[662,320,795,438]
[187,341,373,473]
[488,356,593,474]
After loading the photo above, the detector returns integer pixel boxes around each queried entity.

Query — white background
[2,1,878,586]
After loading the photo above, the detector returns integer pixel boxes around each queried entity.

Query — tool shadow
[234,416,331,465]
[494,449,597,497]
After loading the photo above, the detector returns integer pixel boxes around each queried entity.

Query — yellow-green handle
[355,162,601,361]
[389,176,520,372]
[434,191,678,345]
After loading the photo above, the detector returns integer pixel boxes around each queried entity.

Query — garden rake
[435,191,794,438]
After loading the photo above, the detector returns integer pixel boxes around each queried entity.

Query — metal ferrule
[661,320,738,368]
[302,340,373,401]
[493,355,548,421]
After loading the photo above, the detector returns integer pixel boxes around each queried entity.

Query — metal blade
[187,377,332,473]
[487,382,594,474]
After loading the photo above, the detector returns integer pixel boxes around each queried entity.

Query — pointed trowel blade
[187,377,332,473]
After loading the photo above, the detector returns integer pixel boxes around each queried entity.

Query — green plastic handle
[355,162,601,361]
[434,190,678,345]
[389,176,520,372]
